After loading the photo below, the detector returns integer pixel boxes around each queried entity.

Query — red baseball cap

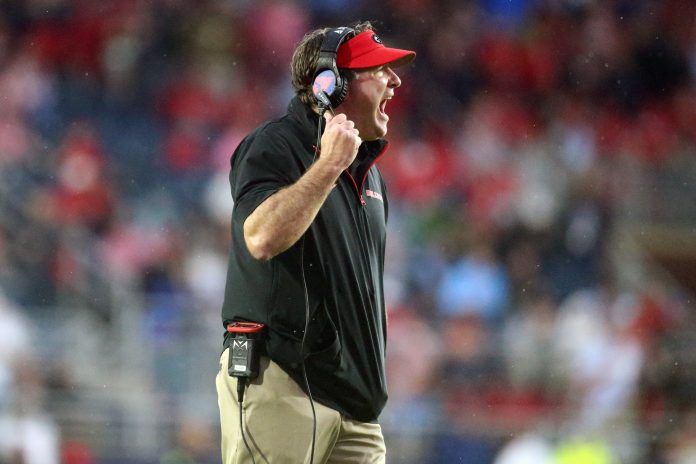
[336,30,416,70]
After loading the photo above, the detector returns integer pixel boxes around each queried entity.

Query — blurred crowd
[1,0,696,462]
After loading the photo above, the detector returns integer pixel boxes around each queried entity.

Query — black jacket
[221,97,390,422]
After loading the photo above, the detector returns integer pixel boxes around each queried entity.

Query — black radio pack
[226,321,266,380]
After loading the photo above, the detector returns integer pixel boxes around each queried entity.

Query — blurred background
[1,0,695,462]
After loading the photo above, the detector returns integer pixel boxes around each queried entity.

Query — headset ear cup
[313,27,354,109]
[329,74,349,108]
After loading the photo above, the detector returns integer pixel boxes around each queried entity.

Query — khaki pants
[216,349,386,464]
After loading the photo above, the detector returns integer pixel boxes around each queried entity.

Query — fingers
[325,113,356,133]
[338,116,359,144]
[320,112,361,168]
[325,112,346,125]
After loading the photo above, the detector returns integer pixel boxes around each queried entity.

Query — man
[216,21,415,463]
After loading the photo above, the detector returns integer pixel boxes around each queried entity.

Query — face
[340,65,402,141]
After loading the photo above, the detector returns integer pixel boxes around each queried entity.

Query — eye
[373,67,387,78]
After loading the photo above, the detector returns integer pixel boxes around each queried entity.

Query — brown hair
[290,21,374,106]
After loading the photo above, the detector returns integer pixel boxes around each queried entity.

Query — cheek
[342,85,385,138]
[341,93,370,122]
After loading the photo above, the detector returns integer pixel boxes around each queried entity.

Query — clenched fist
[319,112,362,171]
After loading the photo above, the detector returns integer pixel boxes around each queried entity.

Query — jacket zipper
[344,142,389,207]
[345,172,367,206]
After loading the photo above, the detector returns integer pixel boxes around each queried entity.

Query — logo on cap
[372,34,383,44]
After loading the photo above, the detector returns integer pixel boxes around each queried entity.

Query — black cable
[231,105,326,464]
[315,105,325,152]
[297,108,325,464]
[299,251,317,464]
[237,378,258,464]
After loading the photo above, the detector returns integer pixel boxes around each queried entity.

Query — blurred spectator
[542,178,612,300]
[494,432,555,464]
[501,290,556,393]
[0,289,59,463]
[382,305,442,464]
[378,135,457,208]
[436,226,510,325]
[52,124,114,233]
[549,275,646,461]
[0,0,695,461]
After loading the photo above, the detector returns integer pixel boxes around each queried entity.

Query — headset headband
[316,27,354,73]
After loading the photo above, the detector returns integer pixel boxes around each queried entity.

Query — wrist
[312,156,345,179]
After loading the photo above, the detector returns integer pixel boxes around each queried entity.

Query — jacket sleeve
[229,127,300,223]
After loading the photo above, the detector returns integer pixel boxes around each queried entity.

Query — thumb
[323,111,333,124]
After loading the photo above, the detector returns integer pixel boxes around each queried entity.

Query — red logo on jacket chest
[366,189,383,202]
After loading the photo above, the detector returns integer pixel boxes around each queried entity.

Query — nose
[386,67,401,88]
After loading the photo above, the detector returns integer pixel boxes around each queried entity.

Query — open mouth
[379,99,388,116]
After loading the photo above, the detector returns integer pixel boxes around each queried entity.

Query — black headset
[312,26,355,110]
